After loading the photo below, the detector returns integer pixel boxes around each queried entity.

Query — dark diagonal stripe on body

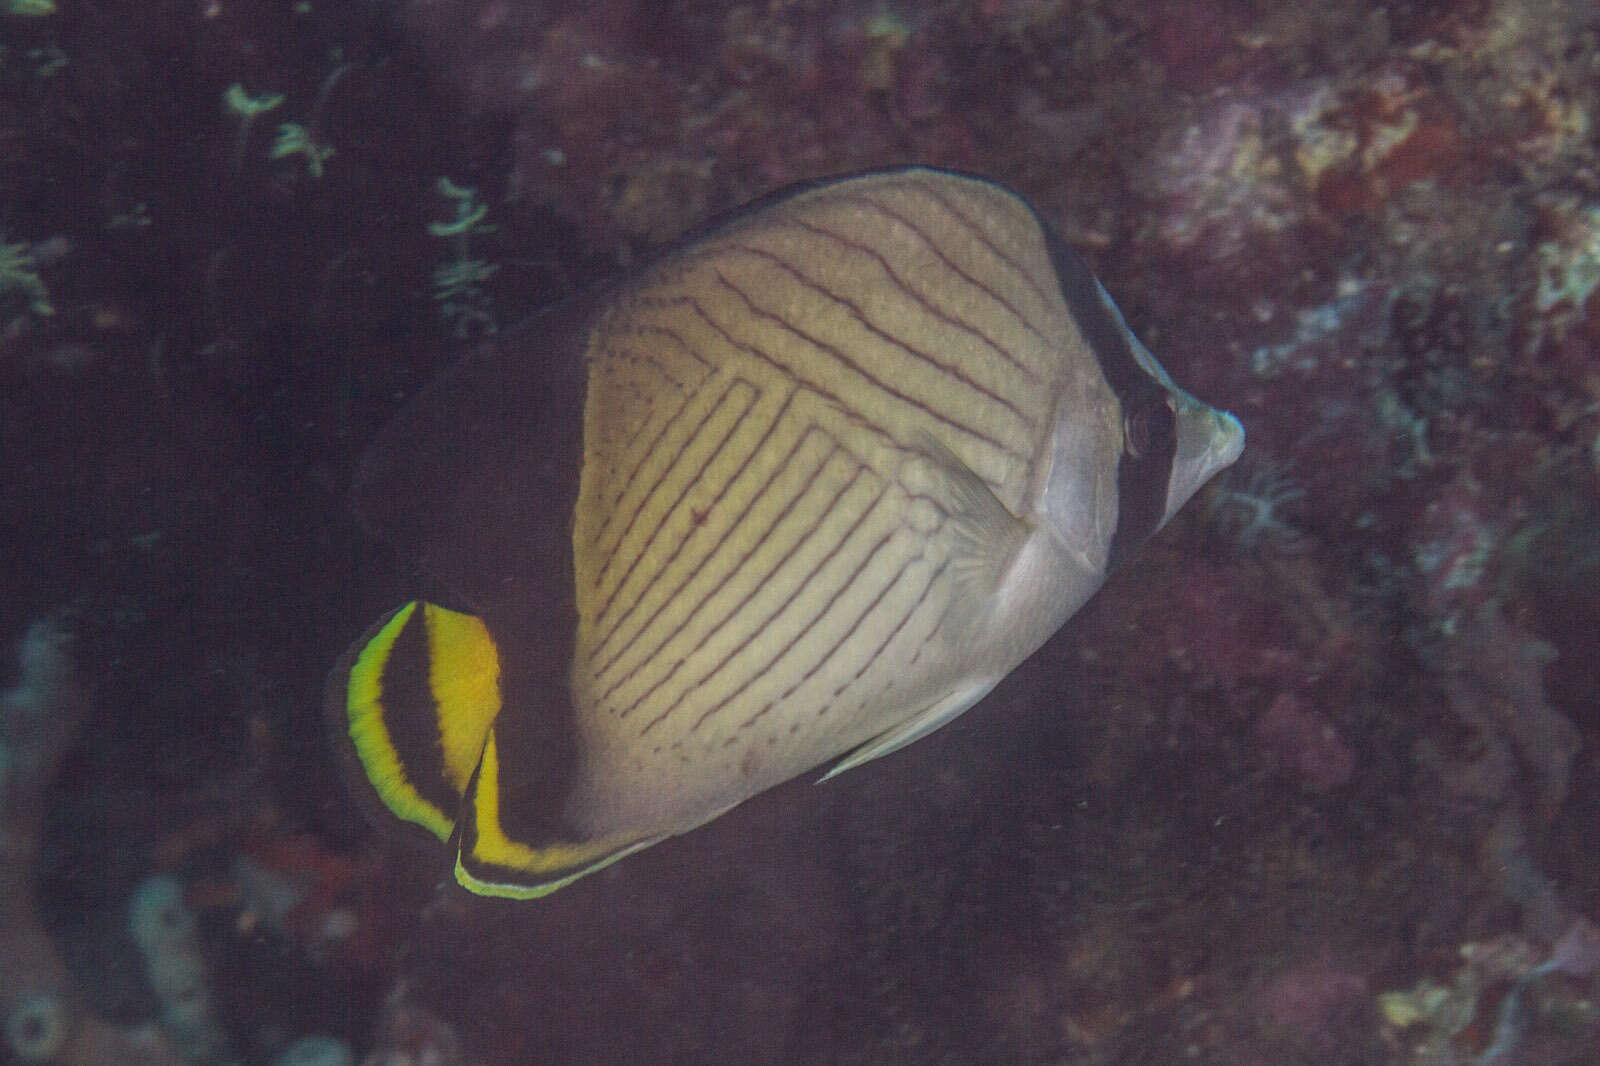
[635,469,883,733]
[587,325,717,550]
[734,543,925,733]
[830,190,1054,350]
[830,556,950,704]
[710,270,1018,459]
[592,415,822,675]
[604,447,863,709]
[897,178,1058,314]
[594,378,759,612]
[676,492,894,734]
[594,388,796,643]
[723,242,1036,431]
[780,217,1042,385]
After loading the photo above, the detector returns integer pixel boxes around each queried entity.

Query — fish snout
[1165,400,1245,523]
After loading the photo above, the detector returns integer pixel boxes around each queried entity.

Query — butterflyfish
[327,167,1244,898]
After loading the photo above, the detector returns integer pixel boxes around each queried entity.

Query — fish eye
[1124,398,1175,458]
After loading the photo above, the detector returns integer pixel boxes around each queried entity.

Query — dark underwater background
[2,1,1597,1063]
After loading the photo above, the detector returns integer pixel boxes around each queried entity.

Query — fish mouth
[1165,403,1246,522]
[1210,409,1246,467]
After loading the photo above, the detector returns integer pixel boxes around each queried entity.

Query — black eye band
[1040,228,1176,569]
[1125,399,1176,459]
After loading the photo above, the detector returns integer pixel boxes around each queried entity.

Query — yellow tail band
[342,602,502,844]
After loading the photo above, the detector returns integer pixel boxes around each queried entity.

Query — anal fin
[818,677,1000,783]
[454,728,662,898]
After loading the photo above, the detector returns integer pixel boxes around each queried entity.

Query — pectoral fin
[916,433,1033,647]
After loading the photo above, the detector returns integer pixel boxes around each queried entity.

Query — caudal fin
[327,601,502,846]
[331,601,666,897]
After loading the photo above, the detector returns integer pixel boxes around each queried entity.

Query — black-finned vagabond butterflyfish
[327,167,1244,898]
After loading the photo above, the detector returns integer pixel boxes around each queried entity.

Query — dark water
[1,1,1596,1063]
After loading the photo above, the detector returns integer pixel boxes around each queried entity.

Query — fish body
[328,168,1243,897]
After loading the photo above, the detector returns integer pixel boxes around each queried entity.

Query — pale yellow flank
[567,170,1090,840]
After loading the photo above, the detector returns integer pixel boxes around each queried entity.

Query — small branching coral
[429,177,498,338]
[0,235,53,317]
[222,83,284,171]
[271,123,335,179]
[1205,458,1306,553]
[223,67,343,181]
